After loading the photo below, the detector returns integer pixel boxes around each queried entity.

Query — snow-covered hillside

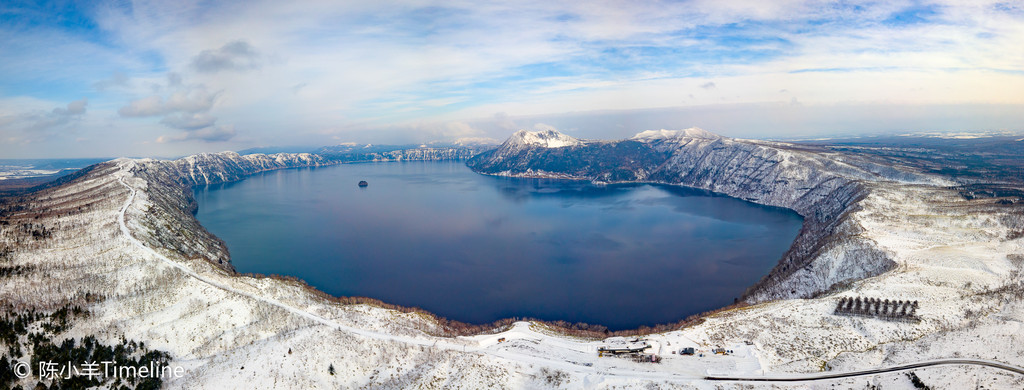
[631,127,721,141]
[1,134,1023,389]
[507,129,583,149]
[470,129,956,302]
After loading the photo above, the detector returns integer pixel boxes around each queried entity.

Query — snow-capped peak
[631,127,721,141]
[506,129,582,148]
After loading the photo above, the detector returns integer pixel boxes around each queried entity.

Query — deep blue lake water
[193,161,802,330]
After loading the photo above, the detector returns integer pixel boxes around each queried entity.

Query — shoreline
[190,159,799,336]
[4,143,1023,388]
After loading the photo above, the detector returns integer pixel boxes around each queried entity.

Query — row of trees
[834,297,920,322]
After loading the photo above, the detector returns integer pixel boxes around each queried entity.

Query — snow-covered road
[706,358,1024,382]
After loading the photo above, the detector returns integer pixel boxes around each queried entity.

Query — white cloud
[492,112,520,132]
[62,98,88,116]
[159,113,218,130]
[532,123,560,132]
[157,125,237,143]
[93,72,132,91]
[191,40,262,73]
[116,76,237,143]
[5,0,1024,156]
[0,98,88,133]
[118,87,218,117]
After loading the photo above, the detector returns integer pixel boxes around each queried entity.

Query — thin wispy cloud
[1,0,1023,157]
[0,98,87,132]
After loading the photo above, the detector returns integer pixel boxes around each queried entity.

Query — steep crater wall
[467,130,941,301]
[126,153,337,272]
[127,149,481,273]
[112,136,926,319]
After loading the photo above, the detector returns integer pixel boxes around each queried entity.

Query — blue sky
[2,0,1023,158]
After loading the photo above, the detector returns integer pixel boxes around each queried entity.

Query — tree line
[834,297,920,322]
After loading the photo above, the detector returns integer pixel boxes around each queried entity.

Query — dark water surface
[194,161,802,330]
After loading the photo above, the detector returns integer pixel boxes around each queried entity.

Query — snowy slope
[631,127,721,141]
[470,129,957,302]
[2,137,1023,389]
[506,129,583,149]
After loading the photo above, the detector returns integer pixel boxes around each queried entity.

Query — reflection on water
[194,161,803,330]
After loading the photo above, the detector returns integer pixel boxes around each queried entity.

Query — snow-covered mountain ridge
[469,128,952,301]
[2,133,1023,388]
[507,129,583,149]
[119,149,479,272]
[163,148,482,188]
[631,127,721,141]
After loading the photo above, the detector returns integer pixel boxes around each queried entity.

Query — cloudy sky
[2,0,1023,158]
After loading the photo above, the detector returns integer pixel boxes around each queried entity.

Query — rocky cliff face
[104,152,335,272]
[161,152,331,187]
[154,148,483,189]
[316,145,485,163]
[468,128,947,301]
[123,149,479,272]
[361,147,483,162]
[92,137,946,302]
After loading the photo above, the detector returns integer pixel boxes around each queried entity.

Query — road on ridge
[706,358,1024,382]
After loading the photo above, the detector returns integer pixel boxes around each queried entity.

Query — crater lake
[193,160,803,330]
